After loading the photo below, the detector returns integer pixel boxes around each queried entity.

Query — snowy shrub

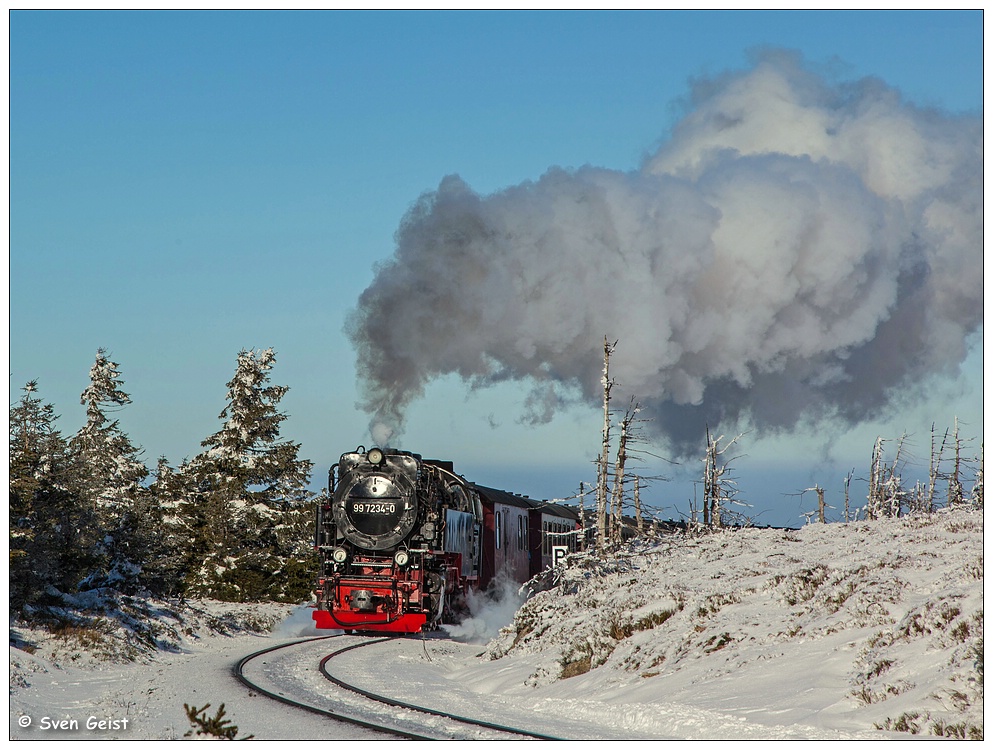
[184,703,254,740]
[776,563,829,605]
[929,718,983,740]
[559,643,593,679]
[609,607,680,641]
[877,712,983,740]
[693,590,745,621]
[875,711,923,734]
[896,601,963,640]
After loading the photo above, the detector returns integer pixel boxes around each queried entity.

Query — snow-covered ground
[8,602,368,740]
[9,508,984,740]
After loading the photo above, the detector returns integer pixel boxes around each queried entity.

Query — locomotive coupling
[349,589,377,612]
[348,588,395,613]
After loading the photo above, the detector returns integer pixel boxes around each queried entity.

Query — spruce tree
[146,457,197,597]
[183,348,314,601]
[68,349,149,592]
[195,349,311,503]
[9,381,88,610]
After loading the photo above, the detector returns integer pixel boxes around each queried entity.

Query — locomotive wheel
[426,572,445,594]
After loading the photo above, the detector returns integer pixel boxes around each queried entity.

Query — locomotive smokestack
[345,50,982,456]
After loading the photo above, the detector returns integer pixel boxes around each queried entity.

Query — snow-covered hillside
[474,507,984,739]
[8,508,983,740]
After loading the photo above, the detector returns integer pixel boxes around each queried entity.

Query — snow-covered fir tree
[9,381,91,610]
[145,457,198,596]
[68,349,150,592]
[195,348,312,506]
[70,349,149,510]
[182,348,315,601]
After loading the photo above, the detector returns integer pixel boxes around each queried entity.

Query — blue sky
[9,11,984,527]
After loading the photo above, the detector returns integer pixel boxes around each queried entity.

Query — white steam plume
[346,50,982,455]
[441,572,527,644]
[271,605,324,637]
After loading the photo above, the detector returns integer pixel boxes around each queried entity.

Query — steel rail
[319,636,563,740]
[232,635,434,740]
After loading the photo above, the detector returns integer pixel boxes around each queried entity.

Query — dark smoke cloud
[346,50,982,455]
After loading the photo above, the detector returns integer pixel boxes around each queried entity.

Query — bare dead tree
[702,427,746,528]
[866,433,909,520]
[927,422,949,514]
[689,485,699,528]
[948,417,965,507]
[609,399,670,544]
[595,337,616,554]
[972,443,983,509]
[609,398,652,544]
[925,419,982,511]
[843,469,854,523]
[577,482,588,552]
[792,484,831,524]
[633,476,644,535]
[907,480,928,515]
[888,433,908,517]
[866,436,883,520]
[703,428,715,528]
[609,407,629,545]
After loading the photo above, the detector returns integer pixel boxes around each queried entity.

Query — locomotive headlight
[331,547,348,564]
[368,447,385,465]
[394,550,410,567]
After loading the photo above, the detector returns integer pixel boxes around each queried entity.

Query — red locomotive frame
[313,551,471,634]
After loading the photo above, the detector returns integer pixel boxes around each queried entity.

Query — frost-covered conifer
[10,381,65,519]
[183,348,315,601]
[9,381,90,609]
[132,456,194,597]
[70,349,149,511]
[194,348,312,507]
[69,349,149,592]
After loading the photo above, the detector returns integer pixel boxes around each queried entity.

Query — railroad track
[234,635,562,740]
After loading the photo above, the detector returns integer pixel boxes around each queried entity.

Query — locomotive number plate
[350,501,398,515]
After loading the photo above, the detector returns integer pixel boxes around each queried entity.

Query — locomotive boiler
[313,447,483,633]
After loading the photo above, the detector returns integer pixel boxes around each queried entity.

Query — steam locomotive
[312,446,581,634]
